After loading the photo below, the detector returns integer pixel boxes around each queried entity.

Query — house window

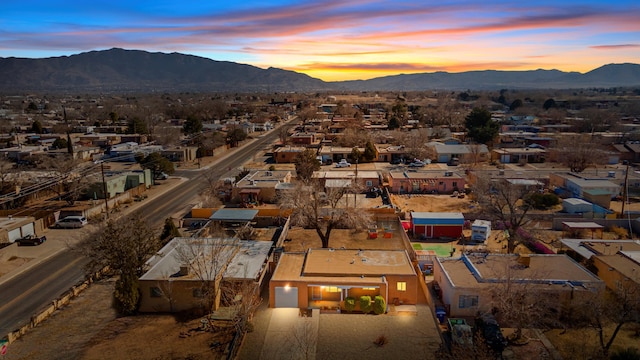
[397,282,407,291]
[366,180,373,187]
[325,286,341,293]
[362,287,377,291]
[458,295,478,308]
[193,288,204,298]
[452,181,458,188]
[150,287,162,298]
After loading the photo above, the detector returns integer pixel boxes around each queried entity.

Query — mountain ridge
[1,48,639,93]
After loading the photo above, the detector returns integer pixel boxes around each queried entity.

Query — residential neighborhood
[0,89,639,360]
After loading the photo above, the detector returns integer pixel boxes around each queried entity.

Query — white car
[335,159,351,168]
[54,216,88,229]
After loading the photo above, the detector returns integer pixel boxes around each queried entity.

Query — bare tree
[400,129,432,161]
[568,284,640,358]
[294,148,320,182]
[153,125,182,147]
[473,176,536,253]
[279,179,372,248]
[198,169,230,207]
[173,237,238,312]
[550,134,607,173]
[283,314,317,360]
[485,256,559,342]
[220,280,262,338]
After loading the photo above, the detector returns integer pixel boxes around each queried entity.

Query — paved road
[0,121,294,338]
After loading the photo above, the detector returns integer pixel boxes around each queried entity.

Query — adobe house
[491,147,546,164]
[374,144,408,163]
[318,145,365,162]
[410,212,464,239]
[161,146,198,163]
[312,170,381,192]
[233,170,292,203]
[273,146,307,164]
[426,141,489,165]
[549,172,621,208]
[591,250,640,295]
[433,253,604,317]
[269,249,418,309]
[388,170,465,194]
[138,237,271,313]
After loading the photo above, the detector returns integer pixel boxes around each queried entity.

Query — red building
[410,212,464,239]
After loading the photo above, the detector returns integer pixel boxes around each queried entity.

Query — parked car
[335,159,351,168]
[155,172,169,180]
[475,313,508,353]
[408,161,425,167]
[54,216,88,229]
[16,234,46,246]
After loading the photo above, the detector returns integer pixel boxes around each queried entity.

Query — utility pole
[354,158,358,208]
[621,163,629,217]
[101,162,109,219]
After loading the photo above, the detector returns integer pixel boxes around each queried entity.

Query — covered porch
[307,284,383,311]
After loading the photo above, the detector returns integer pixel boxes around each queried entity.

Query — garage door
[21,223,35,237]
[274,286,298,308]
[8,228,21,242]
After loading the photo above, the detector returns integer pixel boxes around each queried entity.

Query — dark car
[17,234,47,246]
[475,313,508,353]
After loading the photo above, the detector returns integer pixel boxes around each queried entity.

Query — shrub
[526,193,560,209]
[373,296,386,315]
[344,297,356,312]
[609,225,629,239]
[360,295,372,313]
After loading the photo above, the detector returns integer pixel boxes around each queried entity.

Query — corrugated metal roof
[210,209,259,221]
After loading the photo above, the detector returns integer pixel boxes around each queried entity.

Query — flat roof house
[388,170,465,194]
[591,250,640,296]
[434,253,604,317]
[138,237,271,313]
[233,170,292,203]
[269,249,418,310]
[312,170,381,192]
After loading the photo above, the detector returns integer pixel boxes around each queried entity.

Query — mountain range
[1,48,639,93]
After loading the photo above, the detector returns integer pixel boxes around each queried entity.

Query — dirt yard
[3,279,221,360]
[545,324,640,359]
[390,194,475,214]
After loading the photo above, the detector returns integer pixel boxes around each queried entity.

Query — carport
[562,221,604,239]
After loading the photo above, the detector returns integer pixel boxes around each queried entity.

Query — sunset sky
[1,0,639,81]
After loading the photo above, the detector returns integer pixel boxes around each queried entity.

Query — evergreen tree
[183,115,203,135]
[161,218,181,241]
[465,107,499,145]
[66,132,74,155]
[31,120,43,134]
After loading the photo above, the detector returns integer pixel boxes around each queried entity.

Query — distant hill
[0,48,639,93]
[0,48,328,93]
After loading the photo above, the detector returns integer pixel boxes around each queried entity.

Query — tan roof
[595,252,640,283]
[439,254,602,290]
[304,249,415,277]
[272,252,390,285]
